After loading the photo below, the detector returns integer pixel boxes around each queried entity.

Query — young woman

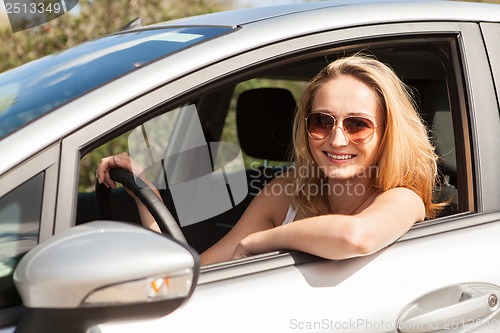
[97,55,443,265]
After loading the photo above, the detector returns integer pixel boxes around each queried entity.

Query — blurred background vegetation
[0,0,234,73]
[1,0,500,192]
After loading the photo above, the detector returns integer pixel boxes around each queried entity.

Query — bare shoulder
[245,175,293,227]
[258,174,293,197]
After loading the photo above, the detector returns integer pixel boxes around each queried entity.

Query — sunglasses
[305,112,381,145]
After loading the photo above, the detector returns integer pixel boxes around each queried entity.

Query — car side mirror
[13,221,199,333]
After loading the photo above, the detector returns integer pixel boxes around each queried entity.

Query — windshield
[0,26,232,140]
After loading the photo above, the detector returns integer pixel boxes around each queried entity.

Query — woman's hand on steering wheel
[96,152,161,231]
[96,152,160,202]
[95,153,187,244]
[97,152,138,188]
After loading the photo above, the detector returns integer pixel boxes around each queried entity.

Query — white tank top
[282,206,298,225]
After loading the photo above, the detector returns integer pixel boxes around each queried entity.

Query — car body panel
[1,1,500,332]
[100,211,500,332]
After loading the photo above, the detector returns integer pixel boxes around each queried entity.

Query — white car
[1,1,500,332]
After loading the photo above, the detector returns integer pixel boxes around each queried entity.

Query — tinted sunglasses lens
[343,117,375,144]
[307,113,334,139]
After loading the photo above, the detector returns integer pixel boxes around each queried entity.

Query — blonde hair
[290,55,443,219]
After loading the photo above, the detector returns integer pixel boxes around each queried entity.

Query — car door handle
[398,283,500,333]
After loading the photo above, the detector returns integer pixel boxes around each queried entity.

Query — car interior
[77,37,465,255]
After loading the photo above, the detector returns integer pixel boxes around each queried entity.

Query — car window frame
[63,20,490,277]
[0,143,59,324]
[456,21,500,213]
[480,22,500,113]
[0,144,59,242]
[475,22,500,212]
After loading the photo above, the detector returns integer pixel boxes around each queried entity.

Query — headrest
[236,88,296,161]
[406,79,457,178]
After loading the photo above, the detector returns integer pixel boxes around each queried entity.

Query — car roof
[151,0,500,28]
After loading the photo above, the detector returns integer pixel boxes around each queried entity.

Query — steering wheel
[95,168,187,245]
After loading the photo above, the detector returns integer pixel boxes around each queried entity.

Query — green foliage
[0,0,233,73]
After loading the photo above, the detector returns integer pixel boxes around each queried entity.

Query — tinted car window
[0,173,43,309]
[0,26,232,140]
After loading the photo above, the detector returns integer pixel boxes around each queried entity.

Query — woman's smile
[323,151,357,162]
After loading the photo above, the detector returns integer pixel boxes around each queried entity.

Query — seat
[406,79,459,216]
[236,87,297,194]
[236,88,296,162]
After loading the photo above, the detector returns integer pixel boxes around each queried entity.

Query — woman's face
[308,75,384,181]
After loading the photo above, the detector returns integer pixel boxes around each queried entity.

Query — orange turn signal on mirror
[82,268,193,306]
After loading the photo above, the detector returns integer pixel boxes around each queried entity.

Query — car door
[61,20,500,332]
